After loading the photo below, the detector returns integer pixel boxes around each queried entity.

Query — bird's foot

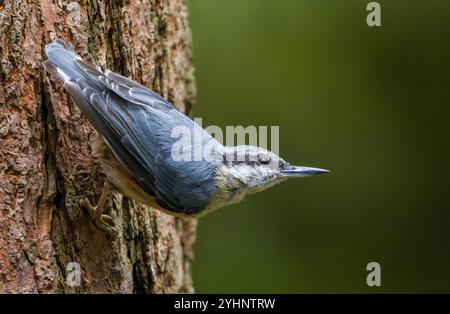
[77,196,119,236]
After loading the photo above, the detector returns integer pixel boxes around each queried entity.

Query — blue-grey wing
[44,40,218,214]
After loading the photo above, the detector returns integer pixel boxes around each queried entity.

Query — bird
[44,40,329,234]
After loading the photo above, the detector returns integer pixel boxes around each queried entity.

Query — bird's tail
[43,39,112,140]
[44,40,86,82]
[44,39,106,93]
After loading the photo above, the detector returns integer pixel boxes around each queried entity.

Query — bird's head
[219,146,329,198]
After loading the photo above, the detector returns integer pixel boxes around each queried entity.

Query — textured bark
[0,0,197,293]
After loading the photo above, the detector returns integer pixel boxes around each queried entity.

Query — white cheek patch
[221,162,280,191]
[235,164,274,188]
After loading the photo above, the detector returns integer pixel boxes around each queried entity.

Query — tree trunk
[0,0,197,293]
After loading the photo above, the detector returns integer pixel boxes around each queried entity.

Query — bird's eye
[258,155,271,165]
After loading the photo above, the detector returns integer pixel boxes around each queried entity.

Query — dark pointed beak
[281,165,330,178]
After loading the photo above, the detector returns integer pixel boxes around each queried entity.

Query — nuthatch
[44,40,328,234]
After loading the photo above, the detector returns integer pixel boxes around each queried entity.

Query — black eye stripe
[258,155,271,164]
[222,152,273,165]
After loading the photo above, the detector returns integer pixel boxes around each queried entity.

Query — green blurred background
[187,0,450,292]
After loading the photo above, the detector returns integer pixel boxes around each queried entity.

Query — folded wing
[44,40,218,215]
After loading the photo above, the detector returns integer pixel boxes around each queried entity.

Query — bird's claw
[76,196,119,236]
[95,214,119,236]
